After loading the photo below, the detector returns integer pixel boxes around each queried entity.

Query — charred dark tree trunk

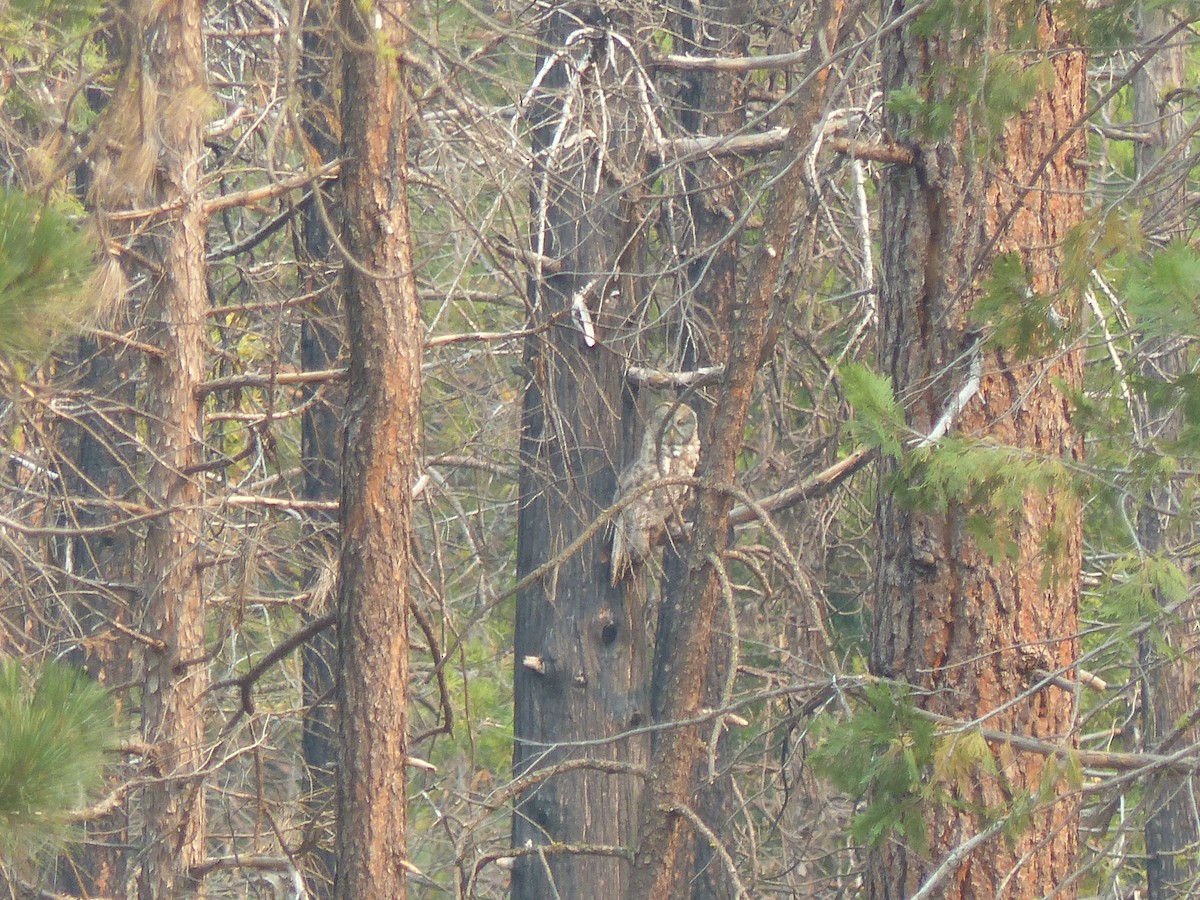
[54,336,137,896]
[868,4,1085,897]
[52,66,138,896]
[297,1,342,893]
[332,0,421,896]
[509,7,649,898]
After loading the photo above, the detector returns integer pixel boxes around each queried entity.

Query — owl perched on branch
[610,402,701,586]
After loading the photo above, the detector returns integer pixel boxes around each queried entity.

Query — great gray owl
[610,402,701,586]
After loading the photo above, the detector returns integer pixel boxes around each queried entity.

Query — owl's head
[647,401,698,449]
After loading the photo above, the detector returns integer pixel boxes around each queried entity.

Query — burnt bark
[135,0,211,895]
[654,3,749,896]
[631,2,852,895]
[332,0,421,896]
[52,65,138,896]
[298,1,342,892]
[868,4,1085,897]
[54,336,137,896]
[509,6,649,898]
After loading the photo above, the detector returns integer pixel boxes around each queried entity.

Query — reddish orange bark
[333,0,421,897]
[137,0,210,895]
[869,5,1085,897]
[630,1,850,895]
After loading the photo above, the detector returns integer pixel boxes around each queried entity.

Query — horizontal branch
[656,129,914,165]
[824,136,915,164]
[65,781,132,823]
[659,127,789,157]
[493,237,561,273]
[729,447,874,525]
[653,48,808,72]
[204,161,341,216]
[0,507,169,538]
[222,494,340,511]
[191,855,298,879]
[194,368,346,398]
[425,453,518,480]
[210,612,336,716]
[105,161,341,223]
[626,364,724,389]
[425,323,540,348]
[919,708,1200,777]
[87,326,166,358]
[1090,122,1154,143]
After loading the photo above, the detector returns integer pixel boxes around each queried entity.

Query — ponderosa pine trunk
[332,0,421,896]
[868,3,1085,896]
[136,0,210,894]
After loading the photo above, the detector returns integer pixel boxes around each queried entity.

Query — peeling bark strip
[333,0,421,898]
[630,0,854,895]
[869,4,1085,897]
[136,0,210,896]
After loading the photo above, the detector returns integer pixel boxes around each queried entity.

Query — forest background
[2,0,1200,898]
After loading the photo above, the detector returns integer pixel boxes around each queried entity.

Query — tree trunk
[54,68,137,896]
[298,2,342,893]
[654,3,748,896]
[56,334,136,896]
[333,0,420,896]
[631,2,851,894]
[1131,7,1198,896]
[509,7,649,897]
[136,0,210,895]
[868,4,1085,897]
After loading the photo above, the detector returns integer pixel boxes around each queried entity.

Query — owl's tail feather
[610,524,629,587]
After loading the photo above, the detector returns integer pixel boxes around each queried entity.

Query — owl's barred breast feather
[609,402,701,586]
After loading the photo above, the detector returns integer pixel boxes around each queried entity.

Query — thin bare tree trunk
[1132,7,1199,896]
[333,0,420,895]
[136,0,210,894]
[868,4,1085,896]
[631,2,851,894]
[655,3,748,896]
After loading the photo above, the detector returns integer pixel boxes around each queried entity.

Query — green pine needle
[0,189,98,356]
[0,660,117,866]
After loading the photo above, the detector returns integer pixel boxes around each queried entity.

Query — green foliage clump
[812,683,941,852]
[3,0,103,33]
[0,189,98,355]
[842,362,1075,567]
[1094,554,1188,633]
[841,363,906,457]
[972,252,1067,358]
[1121,240,1200,338]
[902,439,1073,565]
[0,660,118,866]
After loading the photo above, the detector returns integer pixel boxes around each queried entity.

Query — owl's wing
[610,460,654,586]
[610,463,634,586]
